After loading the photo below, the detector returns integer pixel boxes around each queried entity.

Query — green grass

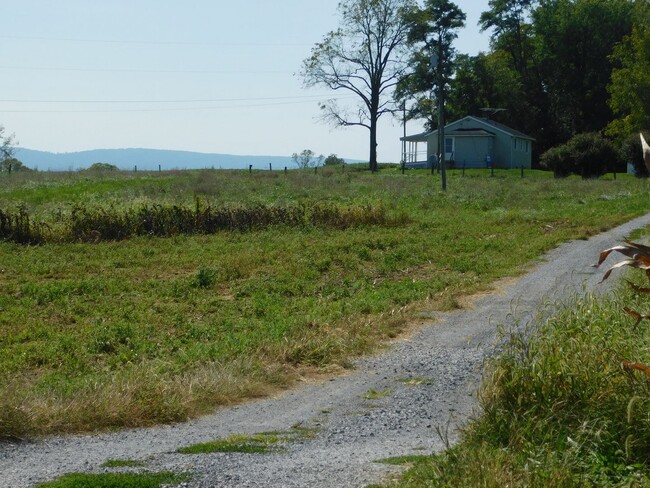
[100,459,146,468]
[0,169,648,439]
[176,427,318,454]
[386,271,650,486]
[35,471,188,488]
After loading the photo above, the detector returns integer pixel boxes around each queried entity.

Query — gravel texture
[2,213,650,488]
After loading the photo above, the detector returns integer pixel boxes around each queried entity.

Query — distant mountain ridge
[13,148,315,171]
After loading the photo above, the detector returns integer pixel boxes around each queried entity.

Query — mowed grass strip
[0,170,648,438]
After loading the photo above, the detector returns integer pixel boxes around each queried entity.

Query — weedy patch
[396,377,432,386]
[375,454,430,466]
[361,388,393,400]
[35,471,189,487]
[100,459,147,468]
[176,426,319,455]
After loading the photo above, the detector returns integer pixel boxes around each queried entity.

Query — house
[400,116,535,170]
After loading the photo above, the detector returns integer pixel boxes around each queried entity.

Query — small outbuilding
[400,115,535,170]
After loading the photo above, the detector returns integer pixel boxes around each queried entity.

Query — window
[445,138,453,153]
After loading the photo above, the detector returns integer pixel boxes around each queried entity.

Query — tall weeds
[0,200,404,244]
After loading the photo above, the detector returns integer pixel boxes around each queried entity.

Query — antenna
[479,108,506,120]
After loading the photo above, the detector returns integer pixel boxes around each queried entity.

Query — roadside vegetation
[0,168,648,439]
[384,234,650,487]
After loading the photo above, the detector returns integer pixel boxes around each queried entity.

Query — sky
[1,1,492,163]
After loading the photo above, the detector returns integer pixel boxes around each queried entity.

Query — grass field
[1,167,648,439]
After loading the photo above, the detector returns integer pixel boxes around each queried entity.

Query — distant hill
[13,148,325,172]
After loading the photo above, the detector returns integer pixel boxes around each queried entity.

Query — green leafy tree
[534,0,633,140]
[607,1,650,141]
[478,0,554,153]
[301,0,416,172]
[324,154,346,166]
[396,0,466,129]
[0,158,31,173]
[446,51,524,124]
[480,0,537,76]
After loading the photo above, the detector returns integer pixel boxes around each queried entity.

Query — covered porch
[400,131,433,169]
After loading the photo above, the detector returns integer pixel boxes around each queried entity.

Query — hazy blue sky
[1,1,492,162]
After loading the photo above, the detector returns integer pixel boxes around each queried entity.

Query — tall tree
[396,0,466,129]
[446,51,525,123]
[301,0,416,172]
[478,0,553,153]
[534,0,634,140]
[607,1,650,141]
[479,0,537,77]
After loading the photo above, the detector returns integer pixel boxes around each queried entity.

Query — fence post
[269,163,272,172]
[401,161,405,175]
[8,163,11,175]
[490,164,494,177]
[159,164,161,172]
[521,165,524,178]
[249,164,252,174]
[284,166,287,174]
[314,166,318,175]
[462,163,465,177]
[134,165,137,173]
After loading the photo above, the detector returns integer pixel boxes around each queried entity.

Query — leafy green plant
[193,268,217,289]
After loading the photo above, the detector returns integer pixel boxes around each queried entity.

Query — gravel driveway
[2,213,650,488]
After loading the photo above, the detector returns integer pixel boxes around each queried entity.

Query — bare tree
[301,0,416,172]
[292,149,317,168]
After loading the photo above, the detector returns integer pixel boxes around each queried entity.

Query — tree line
[302,0,650,172]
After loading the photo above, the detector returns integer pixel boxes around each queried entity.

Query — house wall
[453,137,491,168]
[510,137,532,169]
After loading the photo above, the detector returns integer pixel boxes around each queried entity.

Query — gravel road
[2,213,650,488]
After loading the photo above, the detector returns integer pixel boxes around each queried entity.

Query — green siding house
[400,116,535,169]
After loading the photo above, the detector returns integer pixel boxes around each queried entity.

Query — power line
[0,65,289,75]
[0,35,309,47]
[0,94,338,104]
[0,97,355,114]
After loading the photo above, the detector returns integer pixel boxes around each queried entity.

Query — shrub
[620,132,650,177]
[86,162,119,172]
[540,132,620,178]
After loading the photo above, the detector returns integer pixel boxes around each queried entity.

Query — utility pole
[436,37,446,191]
[402,100,407,171]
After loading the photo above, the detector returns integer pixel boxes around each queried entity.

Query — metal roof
[400,116,535,142]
